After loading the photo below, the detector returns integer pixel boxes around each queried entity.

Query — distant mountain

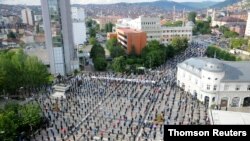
[182,1,219,9]
[74,0,195,10]
[211,0,239,8]
[133,0,194,10]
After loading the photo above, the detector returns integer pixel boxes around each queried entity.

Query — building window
[208,77,211,80]
[224,85,229,91]
[248,85,250,91]
[213,85,217,91]
[207,85,210,90]
[195,79,198,85]
[235,85,240,91]
[215,78,218,80]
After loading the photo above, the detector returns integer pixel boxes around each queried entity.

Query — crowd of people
[31,42,209,141]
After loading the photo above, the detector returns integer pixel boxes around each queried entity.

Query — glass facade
[48,0,63,48]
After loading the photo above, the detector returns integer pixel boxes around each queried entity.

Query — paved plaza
[31,42,209,141]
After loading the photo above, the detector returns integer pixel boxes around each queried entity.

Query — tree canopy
[89,37,97,45]
[193,20,211,35]
[0,49,50,96]
[206,46,238,61]
[108,38,189,73]
[188,12,197,24]
[90,43,107,71]
[219,26,239,38]
[106,38,126,58]
[230,38,248,49]
[112,56,126,72]
[0,102,42,140]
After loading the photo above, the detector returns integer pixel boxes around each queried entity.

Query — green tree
[86,19,93,28]
[207,16,212,23]
[230,38,248,49]
[110,45,126,58]
[0,102,42,140]
[141,40,166,68]
[0,49,50,95]
[19,103,42,131]
[112,56,126,72]
[0,111,19,140]
[171,37,188,53]
[90,44,105,59]
[89,37,97,45]
[188,12,197,24]
[194,20,211,35]
[93,57,107,71]
[89,28,96,38]
[206,46,238,61]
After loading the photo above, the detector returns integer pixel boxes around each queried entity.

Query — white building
[177,57,250,108]
[245,12,250,37]
[115,16,193,44]
[129,16,161,42]
[21,8,34,26]
[34,14,42,22]
[161,26,192,44]
[71,7,86,46]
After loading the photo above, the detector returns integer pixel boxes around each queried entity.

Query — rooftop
[117,28,143,33]
[215,16,246,22]
[178,57,250,82]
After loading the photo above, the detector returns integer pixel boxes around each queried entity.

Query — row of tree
[219,26,239,38]
[206,46,239,61]
[108,37,188,73]
[0,49,50,96]
[0,102,43,140]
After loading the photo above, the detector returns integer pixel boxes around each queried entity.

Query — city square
[31,42,209,141]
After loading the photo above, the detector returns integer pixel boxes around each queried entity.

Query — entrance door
[231,97,240,107]
[243,97,250,107]
[220,97,228,107]
[204,96,209,108]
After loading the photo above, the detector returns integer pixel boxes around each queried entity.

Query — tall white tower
[41,0,76,75]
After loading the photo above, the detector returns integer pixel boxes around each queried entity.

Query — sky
[0,0,225,5]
